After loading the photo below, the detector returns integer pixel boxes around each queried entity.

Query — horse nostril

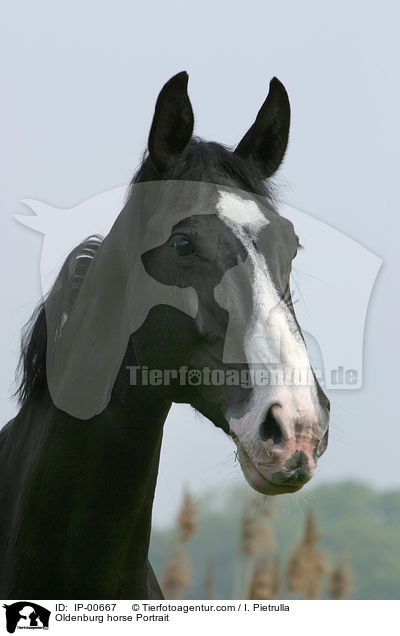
[258,404,284,445]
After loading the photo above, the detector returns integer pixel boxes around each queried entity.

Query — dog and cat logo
[2,603,50,633]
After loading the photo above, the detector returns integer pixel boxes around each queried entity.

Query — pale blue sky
[1,0,399,525]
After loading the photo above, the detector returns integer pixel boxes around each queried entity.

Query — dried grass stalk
[161,546,192,600]
[286,510,330,600]
[328,556,352,599]
[241,511,274,556]
[177,490,197,542]
[241,509,259,556]
[248,557,283,600]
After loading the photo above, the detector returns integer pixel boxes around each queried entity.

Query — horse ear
[235,77,290,177]
[148,71,194,174]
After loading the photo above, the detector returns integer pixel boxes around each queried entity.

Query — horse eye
[169,234,194,257]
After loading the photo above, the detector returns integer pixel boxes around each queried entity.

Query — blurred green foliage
[149,480,400,599]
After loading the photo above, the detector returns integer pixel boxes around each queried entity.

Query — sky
[0,0,399,526]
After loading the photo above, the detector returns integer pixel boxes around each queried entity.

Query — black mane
[16,235,103,405]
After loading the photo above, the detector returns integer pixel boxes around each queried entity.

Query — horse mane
[15,235,103,405]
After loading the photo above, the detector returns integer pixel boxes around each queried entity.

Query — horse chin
[235,444,304,496]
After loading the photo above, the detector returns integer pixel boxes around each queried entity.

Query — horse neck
[6,355,171,598]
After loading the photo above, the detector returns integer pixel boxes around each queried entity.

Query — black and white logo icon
[2,602,50,633]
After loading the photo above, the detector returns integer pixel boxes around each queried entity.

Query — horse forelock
[128,138,275,200]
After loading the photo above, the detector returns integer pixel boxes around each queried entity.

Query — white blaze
[216,190,316,435]
[217,190,267,233]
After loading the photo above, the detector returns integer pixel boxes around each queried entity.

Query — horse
[0,71,330,599]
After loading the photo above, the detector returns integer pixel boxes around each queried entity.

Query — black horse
[0,72,329,599]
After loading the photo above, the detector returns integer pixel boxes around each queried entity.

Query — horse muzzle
[229,393,330,495]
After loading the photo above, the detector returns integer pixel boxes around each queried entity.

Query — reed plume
[328,555,352,599]
[240,496,278,599]
[161,488,198,599]
[161,546,192,599]
[248,556,282,600]
[241,497,275,556]
[286,510,330,599]
[177,489,197,542]
[241,508,258,556]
